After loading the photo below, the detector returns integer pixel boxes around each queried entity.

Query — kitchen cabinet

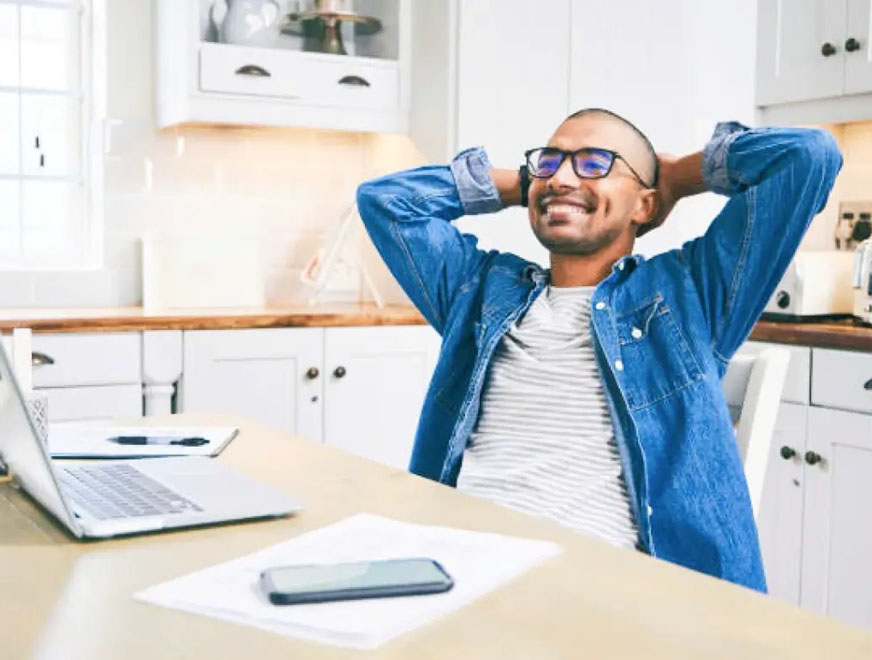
[323,326,440,469]
[179,325,440,468]
[802,407,872,629]
[155,0,411,133]
[738,340,872,629]
[32,333,144,422]
[757,0,872,123]
[179,328,324,442]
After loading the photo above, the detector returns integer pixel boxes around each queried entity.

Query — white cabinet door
[323,326,440,469]
[451,0,570,266]
[756,0,847,105]
[42,384,143,422]
[801,406,872,629]
[845,0,872,93]
[180,329,323,441]
[757,403,806,604]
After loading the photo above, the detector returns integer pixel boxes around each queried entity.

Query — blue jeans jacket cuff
[703,121,748,196]
[450,147,503,215]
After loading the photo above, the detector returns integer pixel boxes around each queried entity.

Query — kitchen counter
[0,303,428,333]
[750,318,872,351]
[1,304,870,350]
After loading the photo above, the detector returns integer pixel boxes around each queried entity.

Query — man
[356,109,841,592]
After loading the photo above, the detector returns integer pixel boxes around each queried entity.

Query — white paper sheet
[135,513,562,649]
[48,424,238,458]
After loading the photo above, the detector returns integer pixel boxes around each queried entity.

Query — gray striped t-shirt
[457,285,639,549]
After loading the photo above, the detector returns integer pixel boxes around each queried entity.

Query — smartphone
[259,557,454,605]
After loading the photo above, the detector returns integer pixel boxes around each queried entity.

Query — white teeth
[546,203,591,214]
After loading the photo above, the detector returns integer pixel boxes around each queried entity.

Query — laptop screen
[0,343,79,535]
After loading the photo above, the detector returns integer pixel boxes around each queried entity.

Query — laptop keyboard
[57,463,203,520]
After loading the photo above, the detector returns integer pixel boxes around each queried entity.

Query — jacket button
[595,301,606,310]
[631,327,643,339]
[615,359,624,371]
[647,504,653,516]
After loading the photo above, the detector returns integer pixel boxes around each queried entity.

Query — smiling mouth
[542,201,596,224]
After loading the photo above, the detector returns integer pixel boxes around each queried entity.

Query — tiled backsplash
[802,122,872,252]
[0,122,424,308]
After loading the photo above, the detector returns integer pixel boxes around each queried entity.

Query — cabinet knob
[804,451,823,466]
[305,367,319,380]
[863,377,872,390]
[333,366,347,379]
[775,291,791,309]
[821,42,837,57]
[338,74,371,87]
[31,351,54,367]
[846,37,861,53]
[779,446,796,460]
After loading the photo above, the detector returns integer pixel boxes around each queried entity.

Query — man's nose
[548,155,580,188]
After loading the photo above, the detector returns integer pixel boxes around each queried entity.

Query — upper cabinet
[757,0,872,123]
[155,0,411,132]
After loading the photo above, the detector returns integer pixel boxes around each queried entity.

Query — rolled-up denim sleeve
[357,148,500,334]
[450,147,504,215]
[702,121,747,196]
[682,124,842,363]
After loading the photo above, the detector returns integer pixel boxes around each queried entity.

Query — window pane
[0,181,21,263]
[0,92,20,174]
[21,94,81,177]
[0,4,19,87]
[22,180,83,262]
[20,6,79,91]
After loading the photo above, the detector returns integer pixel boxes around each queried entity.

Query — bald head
[561,108,658,188]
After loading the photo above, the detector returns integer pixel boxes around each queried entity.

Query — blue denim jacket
[357,123,841,591]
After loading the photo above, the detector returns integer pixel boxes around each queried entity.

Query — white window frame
[0,0,104,271]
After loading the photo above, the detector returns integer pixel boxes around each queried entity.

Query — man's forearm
[490,168,522,207]
[663,152,707,201]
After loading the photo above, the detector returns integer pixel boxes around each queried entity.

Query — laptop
[0,345,303,538]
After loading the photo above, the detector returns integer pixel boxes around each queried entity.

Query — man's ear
[631,189,659,236]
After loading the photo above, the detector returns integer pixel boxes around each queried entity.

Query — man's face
[527,115,655,255]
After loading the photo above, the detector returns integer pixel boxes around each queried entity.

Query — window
[0,0,101,269]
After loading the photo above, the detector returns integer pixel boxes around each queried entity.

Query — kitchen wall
[0,0,421,308]
[802,121,872,252]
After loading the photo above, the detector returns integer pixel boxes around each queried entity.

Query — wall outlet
[835,201,872,250]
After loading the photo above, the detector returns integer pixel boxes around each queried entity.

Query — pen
[107,436,210,447]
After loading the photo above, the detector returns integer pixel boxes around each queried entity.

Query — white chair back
[722,347,790,519]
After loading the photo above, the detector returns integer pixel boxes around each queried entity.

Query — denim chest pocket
[614,295,703,410]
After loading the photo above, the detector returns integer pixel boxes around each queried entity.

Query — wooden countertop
[750,318,872,351]
[3,413,871,659]
[0,303,428,333]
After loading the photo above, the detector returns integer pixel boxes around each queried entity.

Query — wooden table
[2,414,871,659]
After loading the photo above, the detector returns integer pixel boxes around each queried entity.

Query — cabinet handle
[779,446,796,460]
[804,451,823,466]
[338,75,370,87]
[306,367,319,380]
[333,366,347,378]
[821,42,837,57]
[31,351,54,367]
[864,377,872,390]
[846,37,861,53]
[235,64,271,77]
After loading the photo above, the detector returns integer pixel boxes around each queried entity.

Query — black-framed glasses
[524,147,654,188]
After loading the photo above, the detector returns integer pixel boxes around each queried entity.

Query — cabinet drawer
[316,61,400,110]
[811,348,872,413]
[738,341,810,404]
[199,43,317,99]
[41,384,143,422]
[32,333,141,388]
[198,43,399,111]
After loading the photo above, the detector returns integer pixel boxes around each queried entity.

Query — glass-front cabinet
[156,0,410,132]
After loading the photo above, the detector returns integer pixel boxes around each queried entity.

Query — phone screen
[260,558,452,603]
